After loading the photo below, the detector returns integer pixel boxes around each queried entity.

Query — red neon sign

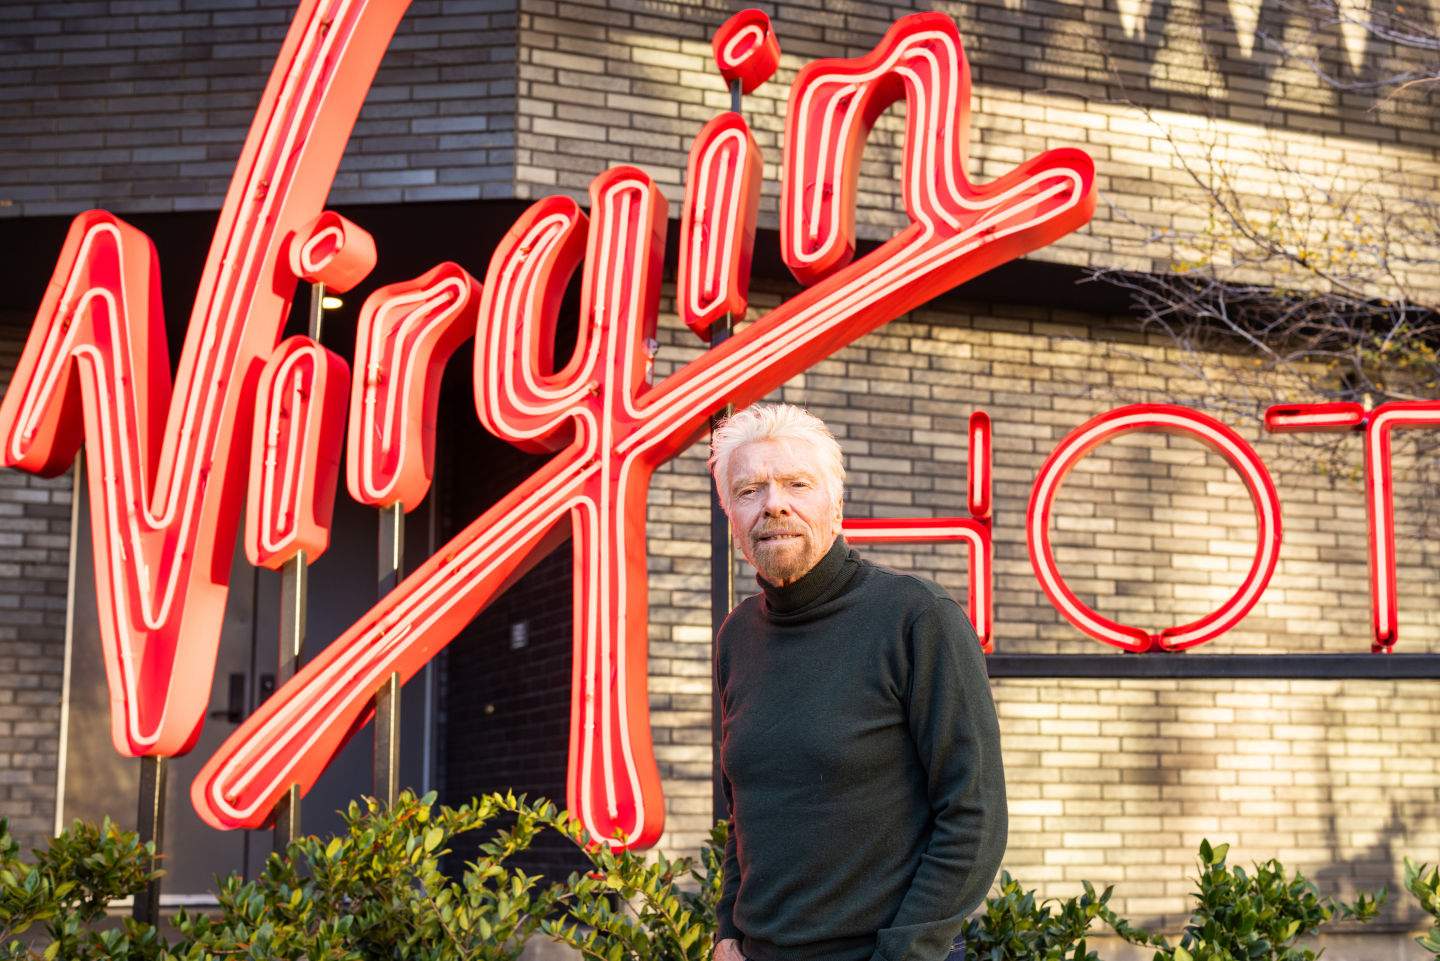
[712,9,781,96]
[0,0,405,757]
[247,210,372,569]
[1028,405,1284,653]
[346,262,482,510]
[245,337,350,570]
[190,12,1095,839]
[289,210,378,294]
[9,0,1430,849]
[1267,401,1440,651]
[678,112,762,342]
[842,412,994,652]
[1,4,1095,843]
[780,13,1092,288]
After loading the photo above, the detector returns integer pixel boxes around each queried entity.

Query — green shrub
[1107,839,1384,961]
[0,815,159,960]
[542,820,726,961]
[169,790,575,961]
[0,811,1399,961]
[1404,857,1440,959]
[970,840,1385,961]
[961,871,1144,961]
[1,792,725,961]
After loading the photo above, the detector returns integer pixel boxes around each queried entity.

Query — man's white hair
[708,403,846,509]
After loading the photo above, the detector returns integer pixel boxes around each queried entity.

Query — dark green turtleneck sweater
[715,537,1006,961]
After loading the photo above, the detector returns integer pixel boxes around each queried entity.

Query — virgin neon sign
[0,0,408,761]
[0,4,1097,844]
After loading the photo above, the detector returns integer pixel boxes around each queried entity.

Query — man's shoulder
[848,555,984,682]
[853,555,958,612]
[851,554,981,645]
[727,591,767,616]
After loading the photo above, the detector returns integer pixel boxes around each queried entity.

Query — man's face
[725,437,843,587]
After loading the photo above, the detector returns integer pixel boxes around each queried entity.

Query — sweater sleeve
[714,629,743,947]
[715,767,743,944]
[870,598,1007,961]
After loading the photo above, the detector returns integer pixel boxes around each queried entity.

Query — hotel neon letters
[0,1,1097,845]
[1267,401,1440,651]
[843,412,994,653]
[1027,405,1284,653]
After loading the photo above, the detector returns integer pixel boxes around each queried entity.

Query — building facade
[3,0,1440,954]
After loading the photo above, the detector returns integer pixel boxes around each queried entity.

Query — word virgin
[0,0,1095,843]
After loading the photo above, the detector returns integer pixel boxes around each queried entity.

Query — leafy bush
[961,871,1143,961]
[1405,857,1440,959]
[965,840,1384,961]
[0,810,1399,961]
[1,792,725,961]
[542,820,726,961]
[170,791,575,961]
[1107,839,1384,961]
[0,815,159,960]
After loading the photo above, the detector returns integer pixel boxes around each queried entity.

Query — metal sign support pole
[132,755,167,925]
[274,281,324,850]
[711,76,743,824]
[374,502,403,807]
[272,550,306,850]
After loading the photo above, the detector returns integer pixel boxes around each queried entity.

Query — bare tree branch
[1085,1,1440,520]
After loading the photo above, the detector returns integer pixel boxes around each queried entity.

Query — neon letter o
[1027,404,1283,652]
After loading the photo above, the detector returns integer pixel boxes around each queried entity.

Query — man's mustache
[752,527,803,542]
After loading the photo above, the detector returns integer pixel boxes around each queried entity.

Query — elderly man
[708,403,1006,961]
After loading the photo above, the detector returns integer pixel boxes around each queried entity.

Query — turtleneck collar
[758,535,858,618]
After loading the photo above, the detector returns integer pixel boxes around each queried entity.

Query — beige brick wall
[643,283,1440,941]
[998,678,1440,923]
[516,0,1440,286]
[9,0,1438,278]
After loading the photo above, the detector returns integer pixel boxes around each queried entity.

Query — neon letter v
[0,0,411,757]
